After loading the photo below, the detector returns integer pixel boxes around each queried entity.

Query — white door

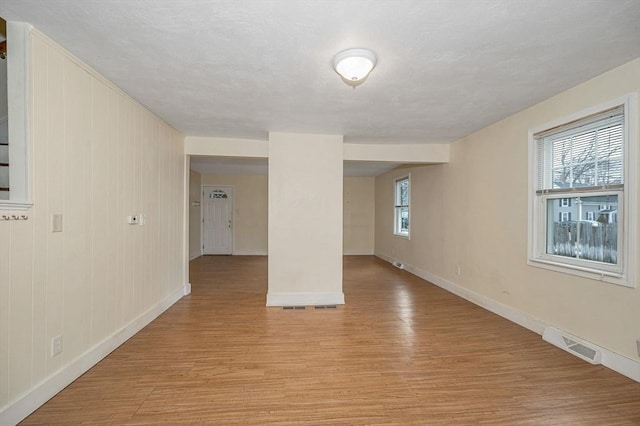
[203,186,233,255]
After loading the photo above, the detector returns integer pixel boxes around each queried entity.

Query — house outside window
[528,94,637,287]
[394,175,410,237]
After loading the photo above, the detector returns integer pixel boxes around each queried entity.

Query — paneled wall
[0,28,185,416]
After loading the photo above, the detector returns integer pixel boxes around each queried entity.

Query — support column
[267,132,344,306]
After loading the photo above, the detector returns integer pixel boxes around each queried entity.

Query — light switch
[51,213,63,232]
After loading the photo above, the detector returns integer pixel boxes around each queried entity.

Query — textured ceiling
[0,0,639,145]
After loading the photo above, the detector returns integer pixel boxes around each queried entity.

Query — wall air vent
[542,326,602,364]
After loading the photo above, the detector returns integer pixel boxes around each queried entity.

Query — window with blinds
[535,106,623,192]
[528,95,637,287]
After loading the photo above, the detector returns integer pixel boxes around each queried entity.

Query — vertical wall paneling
[0,28,186,423]
[121,97,135,325]
[8,193,35,399]
[29,28,48,388]
[105,87,119,336]
[91,78,108,346]
[62,56,92,365]
[44,39,65,377]
[0,209,9,408]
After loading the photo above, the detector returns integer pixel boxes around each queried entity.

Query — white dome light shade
[333,48,377,86]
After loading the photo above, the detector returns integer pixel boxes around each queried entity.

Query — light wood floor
[22,256,640,425]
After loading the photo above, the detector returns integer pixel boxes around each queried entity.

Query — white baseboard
[266,292,345,307]
[0,283,189,426]
[343,249,374,255]
[375,253,640,383]
[233,249,268,256]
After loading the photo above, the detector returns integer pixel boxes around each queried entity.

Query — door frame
[201,184,235,255]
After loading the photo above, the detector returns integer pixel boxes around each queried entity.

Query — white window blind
[535,106,624,193]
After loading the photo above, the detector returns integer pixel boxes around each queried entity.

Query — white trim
[375,253,640,383]
[266,292,345,307]
[189,253,201,261]
[343,249,375,255]
[0,284,189,426]
[528,93,638,288]
[233,249,268,256]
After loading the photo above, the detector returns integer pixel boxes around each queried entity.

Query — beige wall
[189,169,202,259]
[344,177,375,254]
[194,174,373,256]
[0,29,185,417]
[200,173,268,255]
[268,132,344,306]
[375,59,640,362]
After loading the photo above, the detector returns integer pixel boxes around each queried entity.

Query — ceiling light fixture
[332,48,377,87]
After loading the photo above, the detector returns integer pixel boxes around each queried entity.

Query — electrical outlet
[127,215,139,225]
[138,214,145,225]
[456,265,461,276]
[51,335,62,357]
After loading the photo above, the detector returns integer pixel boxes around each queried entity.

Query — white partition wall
[267,132,344,306]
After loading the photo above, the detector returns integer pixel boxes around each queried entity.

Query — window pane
[399,179,408,205]
[552,167,571,189]
[596,124,623,157]
[552,139,571,169]
[572,162,596,187]
[541,113,624,191]
[546,194,618,264]
[400,207,409,233]
[571,131,597,164]
[597,159,623,185]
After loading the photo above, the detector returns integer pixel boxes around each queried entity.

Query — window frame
[0,21,32,210]
[528,93,637,287]
[393,174,410,238]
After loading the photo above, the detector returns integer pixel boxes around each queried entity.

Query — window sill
[393,233,410,240]
[527,257,633,288]
[0,200,33,211]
